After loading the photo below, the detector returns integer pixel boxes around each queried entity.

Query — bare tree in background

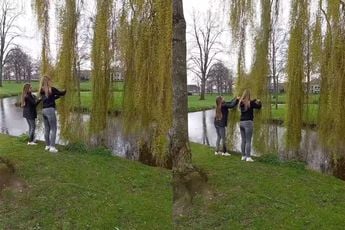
[0,0,22,86]
[269,0,288,109]
[76,10,93,79]
[188,10,224,100]
[207,61,232,94]
[4,46,33,82]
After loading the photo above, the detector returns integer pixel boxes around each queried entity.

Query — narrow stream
[0,97,335,177]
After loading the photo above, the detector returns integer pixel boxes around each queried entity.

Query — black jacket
[23,93,41,119]
[214,98,239,127]
[240,99,262,121]
[40,87,66,109]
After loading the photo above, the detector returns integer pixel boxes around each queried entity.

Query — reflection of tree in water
[268,125,278,154]
[0,99,9,135]
[202,110,209,146]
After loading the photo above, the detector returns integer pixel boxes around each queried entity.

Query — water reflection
[201,111,209,145]
[188,109,332,175]
[0,99,9,135]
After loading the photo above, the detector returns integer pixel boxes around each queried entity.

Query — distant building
[269,82,285,93]
[187,84,200,95]
[79,70,91,80]
[309,78,321,94]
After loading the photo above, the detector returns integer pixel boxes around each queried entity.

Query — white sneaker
[214,151,221,156]
[45,146,50,151]
[222,152,231,156]
[241,156,246,161]
[246,157,254,162]
[49,147,58,153]
[27,142,37,145]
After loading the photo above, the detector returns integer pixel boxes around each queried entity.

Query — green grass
[0,81,40,98]
[0,81,124,98]
[79,91,123,112]
[188,94,234,112]
[78,93,227,113]
[0,134,171,229]
[271,93,320,104]
[271,104,319,125]
[176,143,345,229]
[79,81,124,92]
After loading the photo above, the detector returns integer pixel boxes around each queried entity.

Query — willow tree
[318,0,345,158]
[229,0,254,92]
[55,0,83,142]
[32,0,52,75]
[89,0,113,143]
[250,0,273,154]
[119,0,173,167]
[227,0,254,151]
[285,0,308,155]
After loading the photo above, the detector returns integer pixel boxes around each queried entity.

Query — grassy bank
[188,94,233,112]
[271,104,319,125]
[78,93,232,113]
[176,143,345,229]
[0,134,171,229]
[0,81,40,98]
[79,91,123,112]
[0,81,124,99]
[271,93,320,104]
[78,81,124,92]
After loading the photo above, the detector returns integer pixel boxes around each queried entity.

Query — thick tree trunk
[172,1,211,219]
[171,0,192,173]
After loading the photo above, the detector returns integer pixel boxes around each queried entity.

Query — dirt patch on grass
[173,167,214,218]
[0,158,27,200]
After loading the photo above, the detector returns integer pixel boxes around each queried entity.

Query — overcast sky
[10,0,291,84]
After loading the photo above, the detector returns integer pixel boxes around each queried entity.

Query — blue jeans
[240,120,253,157]
[42,108,57,147]
[215,125,226,153]
[26,118,36,142]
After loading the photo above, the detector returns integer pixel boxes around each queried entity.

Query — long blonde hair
[21,83,31,107]
[215,96,223,120]
[40,75,52,97]
[239,89,251,111]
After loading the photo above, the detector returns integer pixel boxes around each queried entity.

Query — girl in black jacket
[40,76,66,153]
[21,83,41,145]
[239,89,262,162]
[214,96,239,156]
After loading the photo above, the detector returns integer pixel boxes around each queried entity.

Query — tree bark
[200,79,206,100]
[171,0,192,173]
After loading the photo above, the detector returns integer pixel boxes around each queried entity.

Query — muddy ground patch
[0,158,27,200]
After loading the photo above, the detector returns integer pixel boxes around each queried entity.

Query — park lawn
[271,104,319,125]
[79,81,124,92]
[0,81,124,99]
[0,81,40,98]
[271,93,320,104]
[79,91,124,112]
[176,143,345,229]
[78,93,230,113]
[0,134,171,229]
[188,94,234,112]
